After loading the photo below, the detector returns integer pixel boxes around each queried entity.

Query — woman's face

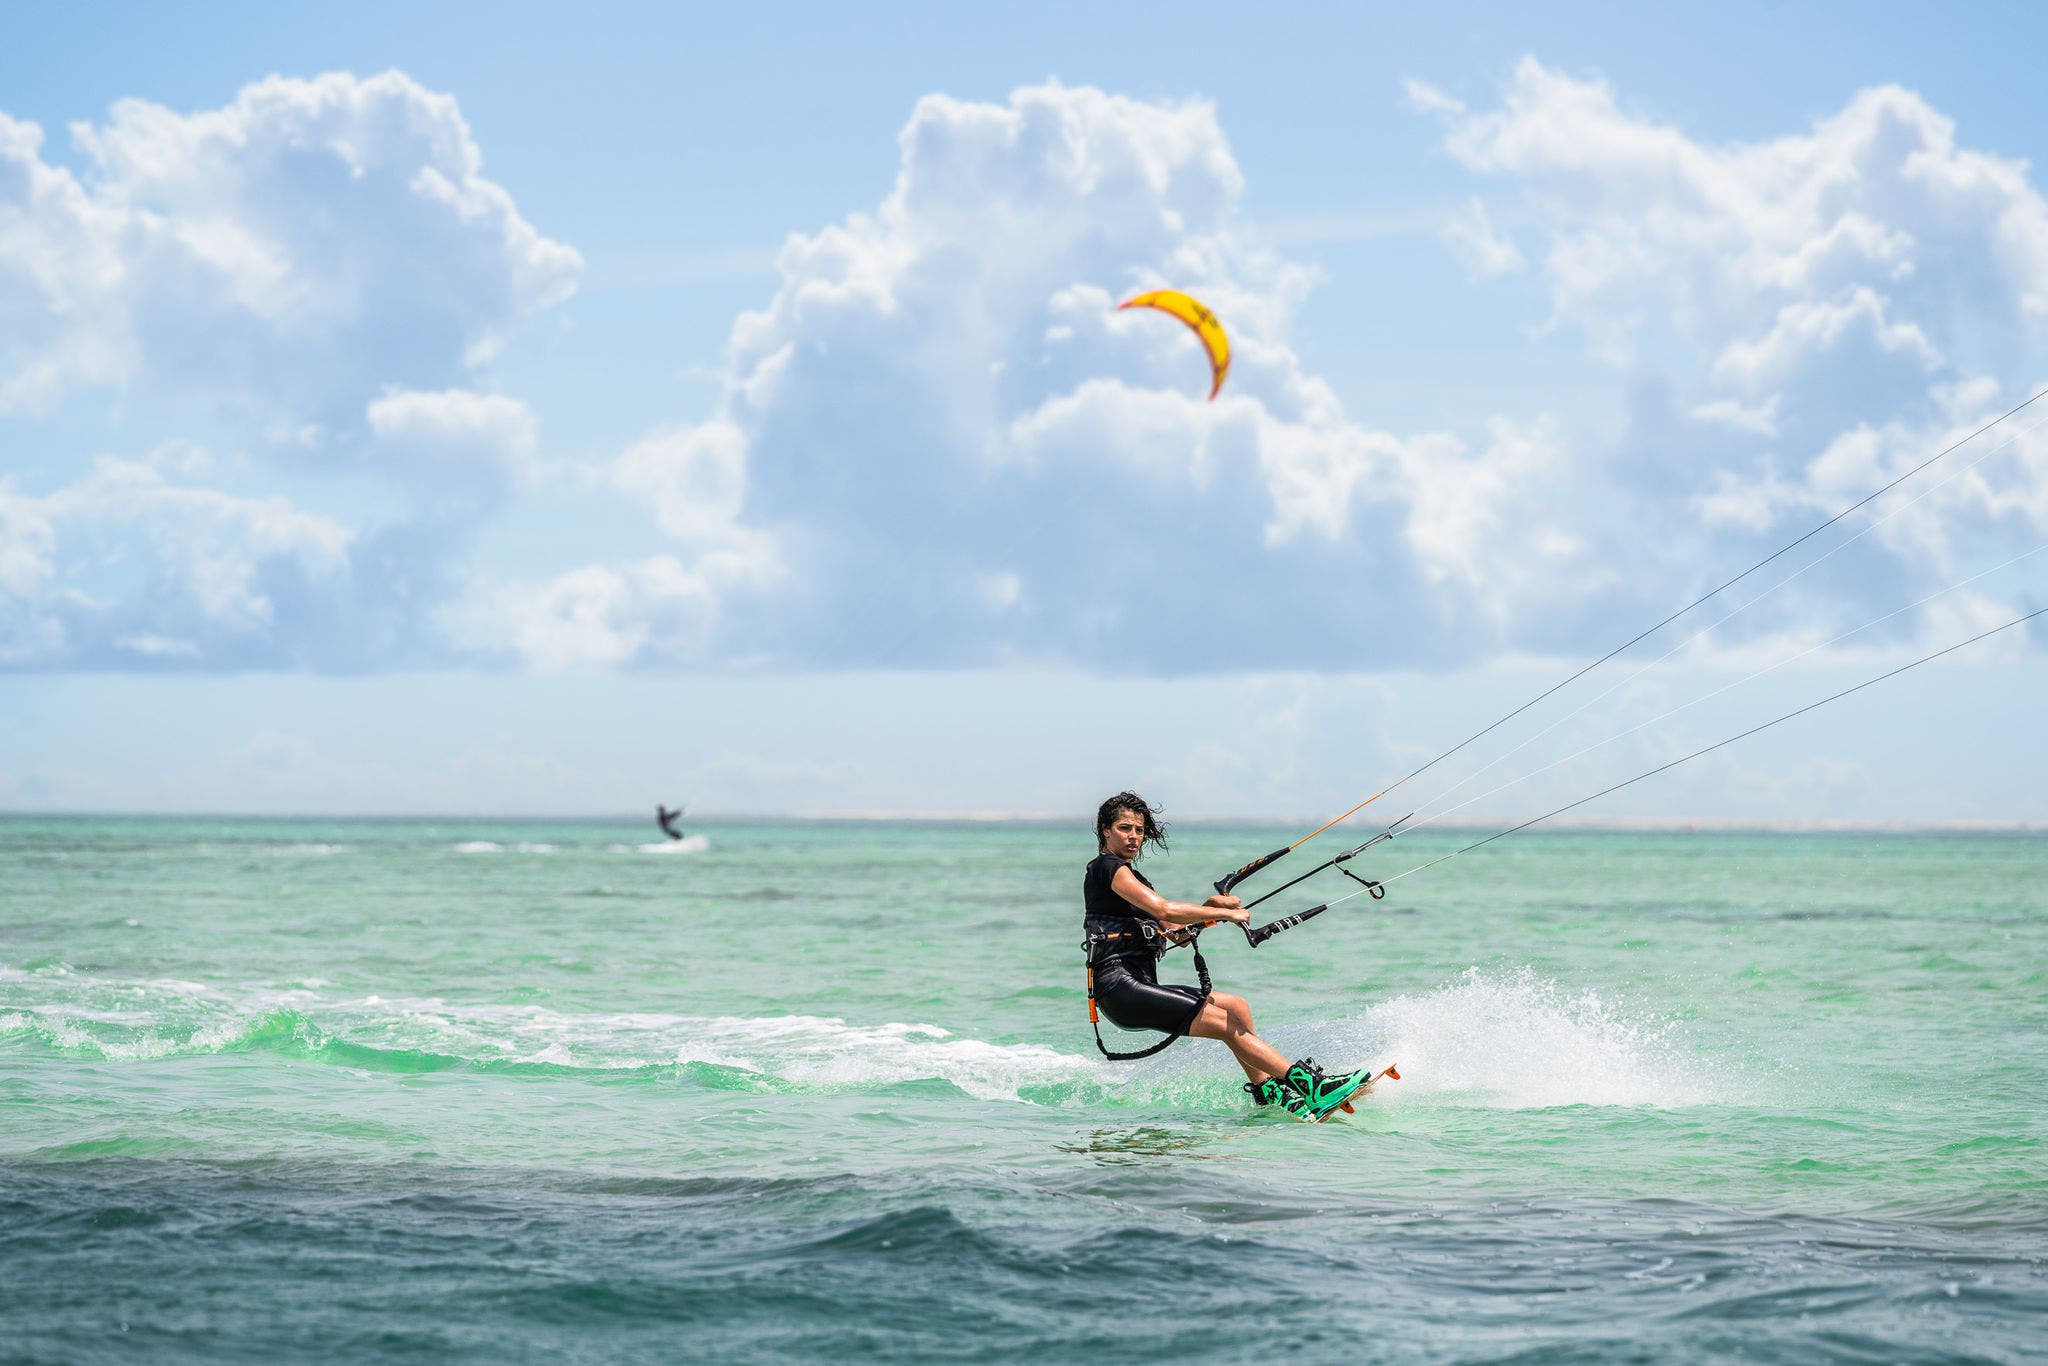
[1100,809,1147,860]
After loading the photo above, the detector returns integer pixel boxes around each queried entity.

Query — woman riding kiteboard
[1083,791,1378,1120]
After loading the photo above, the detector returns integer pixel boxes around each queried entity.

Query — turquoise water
[2,816,2043,1361]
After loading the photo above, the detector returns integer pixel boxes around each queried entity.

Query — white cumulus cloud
[0,70,579,422]
[364,387,539,501]
[1420,57,2048,647]
[0,72,579,672]
[0,447,356,667]
[7,67,2043,681]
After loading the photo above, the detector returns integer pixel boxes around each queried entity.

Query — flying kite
[1117,289,1231,400]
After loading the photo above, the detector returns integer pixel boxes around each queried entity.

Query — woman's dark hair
[1096,791,1168,853]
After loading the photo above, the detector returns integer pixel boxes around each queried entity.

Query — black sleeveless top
[1084,853,1158,965]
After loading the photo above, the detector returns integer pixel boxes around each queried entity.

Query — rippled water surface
[3,817,2043,1361]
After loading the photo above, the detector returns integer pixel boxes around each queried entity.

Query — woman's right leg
[1187,992,1291,1081]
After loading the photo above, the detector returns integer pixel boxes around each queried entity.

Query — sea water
[1,816,2042,1361]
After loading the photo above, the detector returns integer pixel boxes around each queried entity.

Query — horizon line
[2,808,2044,835]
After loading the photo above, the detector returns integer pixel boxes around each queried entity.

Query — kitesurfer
[656,804,685,841]
[1085,791,1377,1119]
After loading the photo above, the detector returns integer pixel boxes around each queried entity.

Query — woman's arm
[1110,865,1246,927]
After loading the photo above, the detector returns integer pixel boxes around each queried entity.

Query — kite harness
[1083,919,1212,1060]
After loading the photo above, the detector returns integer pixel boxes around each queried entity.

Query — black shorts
[1094,958,1208,1034]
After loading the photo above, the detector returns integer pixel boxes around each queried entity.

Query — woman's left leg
[1186,991,1290,1081]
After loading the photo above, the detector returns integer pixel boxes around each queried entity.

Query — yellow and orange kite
[1117,289,1231,400]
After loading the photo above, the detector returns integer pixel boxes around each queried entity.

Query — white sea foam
[658,1013,1088,1098]
[607,835,711,854]
[321,1000,1082,1098]
[143,978,226,999]
[1,1008,180,1059]
[1309,966,1716,1109]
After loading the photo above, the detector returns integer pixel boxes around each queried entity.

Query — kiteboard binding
[1244,1076,1312,1119]
[1246,1061,1401,1122]
[1286,1057,1400,1123]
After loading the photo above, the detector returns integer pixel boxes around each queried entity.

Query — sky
[2,2,2045,824]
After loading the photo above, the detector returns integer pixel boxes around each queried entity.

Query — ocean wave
[4,1164,2041,1361]
[0,959,1714,1110]
[0,970,1093,1099]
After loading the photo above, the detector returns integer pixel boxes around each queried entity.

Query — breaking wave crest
[2,962,1711,1109]
[0,966,1088,1100]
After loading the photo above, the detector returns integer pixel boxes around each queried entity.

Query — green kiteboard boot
[1283,1057,1375,1121]
[1243,1076,1311,1119]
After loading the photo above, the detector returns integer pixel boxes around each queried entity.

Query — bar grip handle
[1215,846,1290,896]
[1245,903,1327,948]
